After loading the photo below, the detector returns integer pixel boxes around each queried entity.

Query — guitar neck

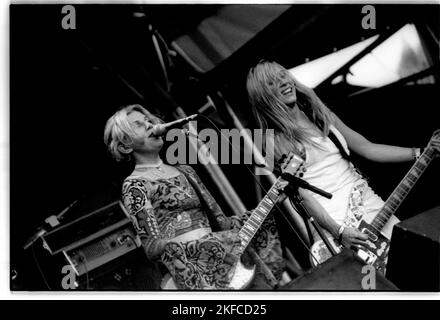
[237,178,283,254]
[371,146,435,231]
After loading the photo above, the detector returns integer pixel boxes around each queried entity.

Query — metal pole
[348,64,439,98]
[174,106,247,215]
[317,25,403,89]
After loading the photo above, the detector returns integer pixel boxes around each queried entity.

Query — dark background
[10,4,440,290]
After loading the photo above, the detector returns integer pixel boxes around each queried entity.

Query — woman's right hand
[340,227,369,249]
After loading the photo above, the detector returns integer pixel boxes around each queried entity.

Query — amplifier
[386,205,440,291]
[42,201,141,276]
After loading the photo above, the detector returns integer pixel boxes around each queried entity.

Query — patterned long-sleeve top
[122,165,285,289]
[122,165,233,259]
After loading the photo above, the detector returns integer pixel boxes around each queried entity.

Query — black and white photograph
[8,2,440,295]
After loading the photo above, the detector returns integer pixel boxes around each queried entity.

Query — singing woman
[103,104,287,289]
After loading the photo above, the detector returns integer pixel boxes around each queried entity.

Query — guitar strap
[328,130,350,161]
[176,165,226,232]
[300,104,368,180]
[328,128,370,182]
[327,129,372,227]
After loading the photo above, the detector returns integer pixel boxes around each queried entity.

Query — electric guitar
[311,130,440,272]
[161,152,305,289]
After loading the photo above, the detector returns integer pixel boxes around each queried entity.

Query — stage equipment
[281,249,398,290]
[386,205,440,291]
[42,201,141,277]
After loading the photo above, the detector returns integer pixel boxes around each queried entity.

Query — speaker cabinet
[386,205,440,291]
[281,249,398,290]
[77,248,163,290]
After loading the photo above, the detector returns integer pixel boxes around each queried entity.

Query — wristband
[415,147,422,160]
[412,147,421,160]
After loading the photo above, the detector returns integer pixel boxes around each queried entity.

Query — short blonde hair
[103,104,162,161]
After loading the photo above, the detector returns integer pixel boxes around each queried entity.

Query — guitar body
[310,217,398,273]
[161,259,256,290]
[310,132,440,272]
[160,229,256,290]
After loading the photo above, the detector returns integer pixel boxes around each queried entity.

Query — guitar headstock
[279,152,305,177]
[426,129,440,156]
[430,129,440,142]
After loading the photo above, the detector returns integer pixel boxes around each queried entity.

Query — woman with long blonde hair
[247,60,440,260]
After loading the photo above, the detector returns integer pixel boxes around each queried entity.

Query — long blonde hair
[246,60,333,159]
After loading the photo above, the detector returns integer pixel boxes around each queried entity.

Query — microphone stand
[281,173,339,258]
[23,199,80,250]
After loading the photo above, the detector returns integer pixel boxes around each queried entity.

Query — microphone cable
[31,243,52,290]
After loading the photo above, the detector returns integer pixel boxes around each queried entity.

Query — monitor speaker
[386,205,440,291]
[281,249,398,290]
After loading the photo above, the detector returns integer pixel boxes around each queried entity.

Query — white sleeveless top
[301,125,383,225]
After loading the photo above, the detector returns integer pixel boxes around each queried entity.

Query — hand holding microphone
[151,114,199,137]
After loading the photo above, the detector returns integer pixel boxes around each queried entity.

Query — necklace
[135,159,165,172]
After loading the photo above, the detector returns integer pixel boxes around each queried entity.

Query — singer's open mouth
[147,129,157,138]
[148,132,162,139]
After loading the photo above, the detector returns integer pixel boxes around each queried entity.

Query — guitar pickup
[361,228,378,242]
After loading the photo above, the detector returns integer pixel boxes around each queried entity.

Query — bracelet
[412,147,422,161]
[337,225,345,242]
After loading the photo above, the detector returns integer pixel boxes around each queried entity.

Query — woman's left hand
[428,129,440,157]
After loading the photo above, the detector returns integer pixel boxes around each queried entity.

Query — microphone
[23,199,79,250]
[23,228,47,250]
[281,172,333,199]
[151,114,198,137]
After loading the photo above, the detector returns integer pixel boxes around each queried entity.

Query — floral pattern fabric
[122,165,286,289]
